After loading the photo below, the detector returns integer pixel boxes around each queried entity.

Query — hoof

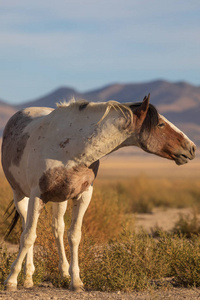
[4,282,17,291]
[24,279,34,289]
[61,272,70,278]
[70,285,85,292]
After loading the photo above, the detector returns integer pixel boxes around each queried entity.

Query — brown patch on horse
[2,111,32,167]
[59,138,70,148]
[138,116,188,163]
[39,163,99,203]
[159,122,186,160]
[1,111,33,192]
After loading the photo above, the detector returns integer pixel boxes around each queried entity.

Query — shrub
[0,246,16,289]
[2,174,200,291]
[167,235,200,287]
[83,185,127,241]
[2,229,200,291]
[82,230,174,291]
[172,212,200,238]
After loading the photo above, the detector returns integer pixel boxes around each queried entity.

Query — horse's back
[1,107,53,193]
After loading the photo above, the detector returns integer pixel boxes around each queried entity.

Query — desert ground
[1,286,200,300]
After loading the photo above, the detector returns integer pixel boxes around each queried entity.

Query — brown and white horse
[1,94,196,291]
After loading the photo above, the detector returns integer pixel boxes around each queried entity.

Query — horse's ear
[133,93,150,123]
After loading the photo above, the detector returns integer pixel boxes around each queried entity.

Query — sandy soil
[1,286,200,299]
[134,207,195,233]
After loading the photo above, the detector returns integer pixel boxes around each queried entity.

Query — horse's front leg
[5,189,44,291]
[68,185,93,292]
[52,201,69,278]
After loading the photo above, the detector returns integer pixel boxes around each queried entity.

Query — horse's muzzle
[174,143,196,165]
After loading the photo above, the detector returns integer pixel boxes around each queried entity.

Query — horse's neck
[46,105,133,167]
[105,133,139,155]
[78,115,132,165]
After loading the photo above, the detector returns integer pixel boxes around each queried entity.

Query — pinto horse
[1,94,196,291]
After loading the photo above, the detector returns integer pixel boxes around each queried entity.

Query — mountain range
[0,80,200,145]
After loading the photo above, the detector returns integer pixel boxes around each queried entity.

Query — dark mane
[142,103,159,132]
[79,101,89,111]
[130,102,159,139]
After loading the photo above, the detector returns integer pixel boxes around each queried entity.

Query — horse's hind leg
[13,192,35,288]
[5,188,43,291]
[68,185,93,291]
[52,201,69,277]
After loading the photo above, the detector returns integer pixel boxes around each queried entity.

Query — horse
[1,94,196,291]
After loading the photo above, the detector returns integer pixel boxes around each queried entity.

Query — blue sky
[0,0,200,104]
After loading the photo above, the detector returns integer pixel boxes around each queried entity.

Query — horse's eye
[158,123,165,128]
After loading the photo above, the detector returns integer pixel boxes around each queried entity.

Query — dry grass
[1,152,200,291]
[1,155,200,242]
[0,173,21,242]
[2,228,200,291]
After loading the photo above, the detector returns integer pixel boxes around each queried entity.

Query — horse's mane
[56,97,76,107]
[97,101,133,125]
[130,102,159,140]
[131,102,159,128]
[56,98,134,126]
[144,103,159,130]
[56,98,159,133]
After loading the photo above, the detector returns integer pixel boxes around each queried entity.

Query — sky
[0,0,200,104]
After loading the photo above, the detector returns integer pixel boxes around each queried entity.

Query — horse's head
[130,94,196,165]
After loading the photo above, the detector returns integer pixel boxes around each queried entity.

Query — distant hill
[16,87,81,109]
[0,99,17,136]
[0,80,200,144]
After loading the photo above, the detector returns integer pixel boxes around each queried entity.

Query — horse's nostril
[190,145,196,156]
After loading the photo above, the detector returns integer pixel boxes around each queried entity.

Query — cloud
[0,0,200,102]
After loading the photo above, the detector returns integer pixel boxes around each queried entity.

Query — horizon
[0,1,200,104]
[1,78,200,106]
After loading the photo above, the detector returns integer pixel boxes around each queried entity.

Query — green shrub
[172,212,200,238]
[167,235,200,287]
[2,230,200,291]
[0,246,16,289]
[82,230,172,291]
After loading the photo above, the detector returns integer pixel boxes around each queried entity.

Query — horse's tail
[3,199,20,240]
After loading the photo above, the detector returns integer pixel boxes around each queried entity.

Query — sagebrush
[1,173,200,291]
